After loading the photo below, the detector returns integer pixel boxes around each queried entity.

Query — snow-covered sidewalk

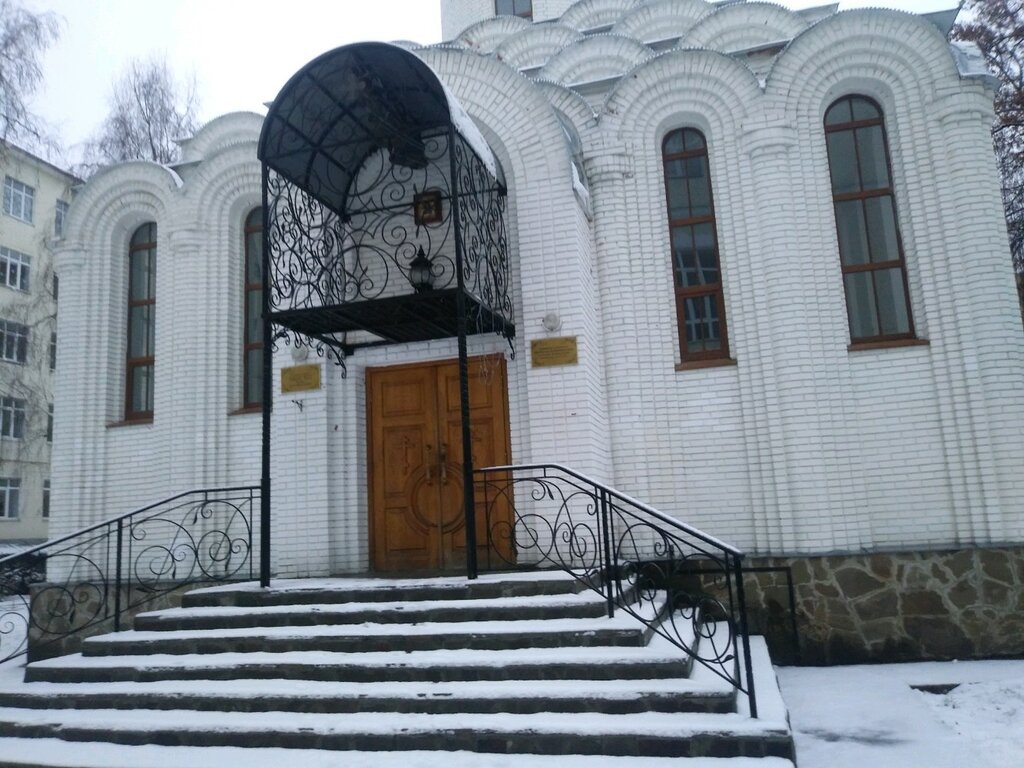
[778,659,1024,768]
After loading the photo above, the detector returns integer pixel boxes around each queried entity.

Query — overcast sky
[24,0,959,165]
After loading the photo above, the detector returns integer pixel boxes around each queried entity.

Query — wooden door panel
[369,356,511,572]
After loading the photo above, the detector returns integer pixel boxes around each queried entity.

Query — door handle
[439,443,448,484]
[424,444,434,485]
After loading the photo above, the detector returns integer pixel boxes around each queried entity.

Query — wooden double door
[368,356,511,572]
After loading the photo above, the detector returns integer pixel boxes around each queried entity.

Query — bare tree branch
[81,56,199,174]
[0,0,60,153]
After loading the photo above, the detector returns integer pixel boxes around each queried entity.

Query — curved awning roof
[259,42,499,215]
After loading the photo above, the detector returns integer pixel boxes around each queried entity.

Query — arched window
[243,208,264,409]
[495,0,532,20]
[662,128,729,363]
[824,95,914,344]
[126,223,156,420]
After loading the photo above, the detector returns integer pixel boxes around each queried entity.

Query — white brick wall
[52,5,1024,579]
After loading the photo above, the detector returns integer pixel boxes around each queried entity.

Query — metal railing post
[113,519,123,632]
[598,487,615,618]
[734,555,758,718]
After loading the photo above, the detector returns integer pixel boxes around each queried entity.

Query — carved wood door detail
[368,356,510,572]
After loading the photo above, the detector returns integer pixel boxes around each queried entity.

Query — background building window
[0,478,20,519]
[495,0,532,19]
[243,208,264,409]
[126,223,157,420]
[825,95,914,343]
[0,397,25,438]
[47,403,53,442]
[55,200,69,237]
[662,128,729,362]
[3,176,34,223]
[42,480,50,518]
[0,320,29,364]
[0,246,31,291]
[49,331,56,370]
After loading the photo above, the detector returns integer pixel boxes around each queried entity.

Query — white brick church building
[51,0,1024,662]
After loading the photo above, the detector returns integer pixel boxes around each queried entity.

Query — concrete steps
[0,570,796,764]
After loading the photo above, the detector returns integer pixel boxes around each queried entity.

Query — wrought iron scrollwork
[0,487,257,664]
[476,464,757,717]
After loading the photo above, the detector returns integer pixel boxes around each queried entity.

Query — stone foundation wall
[740,546,1024,665]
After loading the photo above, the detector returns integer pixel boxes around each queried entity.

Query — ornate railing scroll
[476,464,758,718]
[0,486,258,664]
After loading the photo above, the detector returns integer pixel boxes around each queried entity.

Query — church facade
[52,1,1024,662]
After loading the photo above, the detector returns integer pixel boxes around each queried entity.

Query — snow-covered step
[0,738,796,768]
[0,675,736,715]
[25,635,697,684]
[80,614,648,656]
[0,706,794,759]
[135,591,609,631]
[182,571,590,608]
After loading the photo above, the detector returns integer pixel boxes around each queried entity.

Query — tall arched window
[824,95,914,344]
[662,128,729,363]
[243,208,264,409]
[126,223,156,420]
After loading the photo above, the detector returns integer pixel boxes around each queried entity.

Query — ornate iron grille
[264,128,513,374]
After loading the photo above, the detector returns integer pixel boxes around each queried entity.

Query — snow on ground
[777,659,1024,768]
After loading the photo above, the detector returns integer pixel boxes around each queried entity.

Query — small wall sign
[531,337,578,368]
[281,364,321,393]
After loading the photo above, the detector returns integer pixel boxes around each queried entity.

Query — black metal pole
[449,129,477,581]
[259,169,272,588]
[734,555,758,718]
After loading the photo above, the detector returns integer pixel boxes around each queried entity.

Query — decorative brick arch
[611,0,712,44]
[178,112,264,166]
[494,23,584,70]
[767,9,961,118]
[455,15,532,52]
[687,2,806,53]
[540,34,653,86]
[603,48,761,137]
[560,0,641,31]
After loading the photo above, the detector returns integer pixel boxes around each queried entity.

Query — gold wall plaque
[531,337,578,368]
[281,364,321,393]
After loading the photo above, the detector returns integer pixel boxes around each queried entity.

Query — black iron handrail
[0,486,259,664]
[476,463,758,718]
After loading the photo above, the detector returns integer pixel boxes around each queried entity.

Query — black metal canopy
[259,42,501,217]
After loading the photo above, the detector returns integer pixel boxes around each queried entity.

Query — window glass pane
[130,251,155,299]
[864,195,900,263]
[835,200,870,266]
[131,223,155,247]
[246,232,263,284]
[246,349,263,405]
[693,223,718,284]
[671,226,697,287]
[874,268,911,335]
[131,365,154,413]
[826,131,859,194]
[825,98,853,126]
[686,156,711,217]
[246,293,262,344]
[683,130,705,152]
[663,131,685,155]
[844,272,879,340]
[129,306,153,356]
[665,160,690,220]
[851,97,880,122]
[856,125,890,190]
[682,295,721,353]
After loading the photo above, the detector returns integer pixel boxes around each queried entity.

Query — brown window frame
[661,128,730,364]
[125,223,156,422]
[242,208,264,410]
[825,95,916,345]
[495,0,532,20]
